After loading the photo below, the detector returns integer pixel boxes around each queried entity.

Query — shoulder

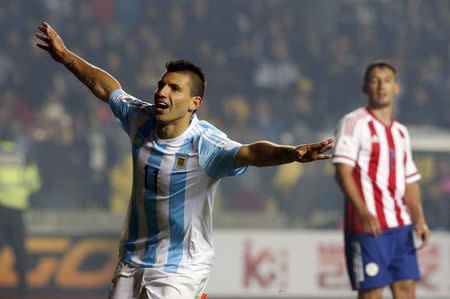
[192,119,240,154]
[392,121,410,138]
[196,119,223,132]
[338,107,370,135]
[341,107,370,122]
[195,120,228,140]
[109,89,154,111]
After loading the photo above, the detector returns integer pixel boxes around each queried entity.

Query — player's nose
[155,85,170,98]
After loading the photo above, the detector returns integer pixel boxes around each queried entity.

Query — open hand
[35,22,68,63]
[294,137,334,163]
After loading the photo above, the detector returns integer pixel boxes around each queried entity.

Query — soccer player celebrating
[332,61,430,299]
[36,22,333,299]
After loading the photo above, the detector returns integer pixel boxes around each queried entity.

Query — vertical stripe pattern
[141,142,167,265]
[333,107,419,234]
[368,121,388,229]
[164,141,193,272]
[385,127,403,226]
[123,120,155,263]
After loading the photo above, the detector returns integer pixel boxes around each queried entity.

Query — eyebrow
[158,80,182,90]
[369,73,395,81]
[169,82,182,90]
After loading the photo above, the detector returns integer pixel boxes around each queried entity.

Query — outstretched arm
[35,22,121,102]
[234,137,333,168]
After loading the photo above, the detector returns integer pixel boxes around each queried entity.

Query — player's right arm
[234,138,334,168]
[35,22,120,103]
[334,164,381,237]
[332,113,381,237]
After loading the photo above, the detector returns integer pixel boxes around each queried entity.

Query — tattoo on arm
[67,60,96,89]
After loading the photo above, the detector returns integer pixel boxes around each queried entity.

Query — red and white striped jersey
[332,107,421,234]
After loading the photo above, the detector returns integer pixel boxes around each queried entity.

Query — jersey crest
[175,154,188,169]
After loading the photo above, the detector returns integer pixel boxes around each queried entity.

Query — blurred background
[0,0,449,298]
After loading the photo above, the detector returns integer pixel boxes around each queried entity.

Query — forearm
[61,50,121,102]
[335,164,369,216]
[404,182,426,224]
[235,141,296,167]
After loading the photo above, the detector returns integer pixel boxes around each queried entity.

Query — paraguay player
[333,61,430,299]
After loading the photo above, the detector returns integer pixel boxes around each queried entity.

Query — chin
[379,100,392,107]
[370,99,391,109]
[155,115,167,122]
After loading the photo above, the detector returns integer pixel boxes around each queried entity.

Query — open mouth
[156,102,169,110]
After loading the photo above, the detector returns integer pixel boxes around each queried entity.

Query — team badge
[365,262,379,277]
[175,154,188,169]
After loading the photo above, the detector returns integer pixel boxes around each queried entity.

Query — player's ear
[189,96,202,112]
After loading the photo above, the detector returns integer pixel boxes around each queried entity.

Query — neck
[156,116,193,139]
[368,105,393,126]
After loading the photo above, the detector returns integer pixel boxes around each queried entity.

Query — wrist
[288,146,296,162]
[355,205,371,218]
[414,218,427,227]
[61,49,73,65]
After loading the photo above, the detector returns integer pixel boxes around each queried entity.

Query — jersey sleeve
[198,126,247,180]
[403,128,421,184]
[108,89,152,136]
[331,116,360,167]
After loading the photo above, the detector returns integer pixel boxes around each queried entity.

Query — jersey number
[144,165,158,193]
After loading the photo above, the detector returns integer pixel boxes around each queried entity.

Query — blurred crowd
[1,0,448,229]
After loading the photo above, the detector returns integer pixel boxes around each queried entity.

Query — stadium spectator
[0,123,41,299]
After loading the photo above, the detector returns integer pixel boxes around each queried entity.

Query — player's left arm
[234,137,333,168]
[404,182,430,250]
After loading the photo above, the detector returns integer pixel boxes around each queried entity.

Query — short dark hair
[363,60,397,84]
[165,60,206,98]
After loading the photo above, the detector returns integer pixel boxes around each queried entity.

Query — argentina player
[36,22,333,299]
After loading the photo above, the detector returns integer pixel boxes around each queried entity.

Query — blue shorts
[344,225,421,290]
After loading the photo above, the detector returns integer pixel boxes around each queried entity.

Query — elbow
[234,145,252,168]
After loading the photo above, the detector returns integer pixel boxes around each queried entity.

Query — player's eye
[169,84,181,92]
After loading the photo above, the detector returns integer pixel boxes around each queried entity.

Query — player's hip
[109,261,209,299]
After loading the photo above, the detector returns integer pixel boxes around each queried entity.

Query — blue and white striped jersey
[109,89,246,275]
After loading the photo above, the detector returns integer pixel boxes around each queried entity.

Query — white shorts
[108,262,208,299]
